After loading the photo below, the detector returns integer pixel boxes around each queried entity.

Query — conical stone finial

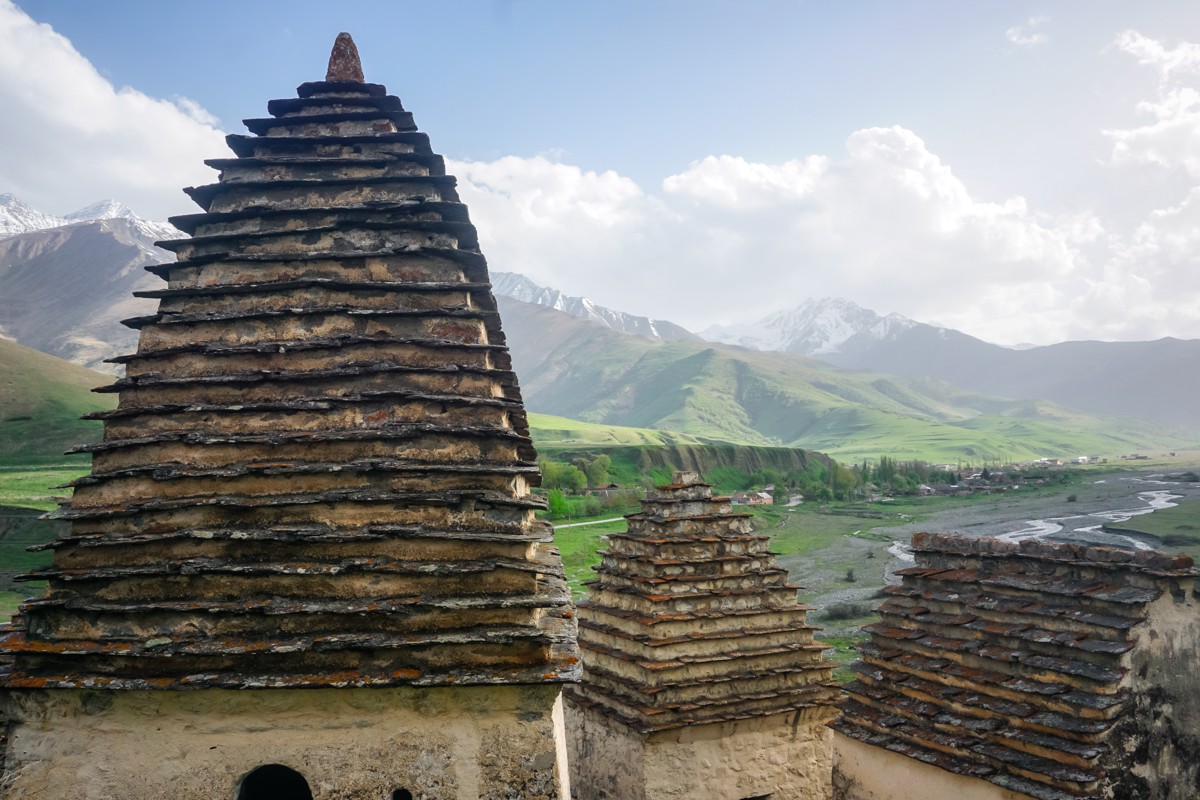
[326,32,364,82]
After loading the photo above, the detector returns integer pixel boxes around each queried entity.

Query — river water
[884,472,1200,563]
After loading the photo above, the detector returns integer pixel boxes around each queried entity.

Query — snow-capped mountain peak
[0,193,68,239]
[701,296,918,356]
[65,199,136,222]
[490,271,699,342]
[0,194,180,244]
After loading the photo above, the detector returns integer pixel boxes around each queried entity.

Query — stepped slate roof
[831,532,1197,800]
[567,471,841,732]
[0,34,579,691]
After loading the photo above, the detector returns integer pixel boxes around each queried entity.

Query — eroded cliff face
[831,532,1198,800]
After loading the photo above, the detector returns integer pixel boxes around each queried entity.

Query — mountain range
[493,274,1200,434]
[0,194,178,243]
[702,297,1200,432]
[0,195,174,371]
[0,192,1194,458]
[496,296,1186,461]
[491,271,698,342]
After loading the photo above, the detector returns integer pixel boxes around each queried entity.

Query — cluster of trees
[538,452,1018,520]
[540,454,611,493]
[709,458,964,503]
[707,462,852,502]
[852,457,960,494]
[540,455,634,520]
[544,485,640,520]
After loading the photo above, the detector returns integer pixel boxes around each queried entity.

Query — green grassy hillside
[0,337,112,466]
[500,298,1191,462]
[526,412,712,447]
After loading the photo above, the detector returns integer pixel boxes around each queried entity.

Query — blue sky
[3,1,1200,343]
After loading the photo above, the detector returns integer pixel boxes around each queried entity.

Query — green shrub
[823,602,873,621]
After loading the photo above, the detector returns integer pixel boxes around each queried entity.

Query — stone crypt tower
[0,34,578,800]
[565,471,842,799]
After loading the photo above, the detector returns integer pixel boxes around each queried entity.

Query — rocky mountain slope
[0,219,168,371]
[491,271,698,342]
[0,194,177,372]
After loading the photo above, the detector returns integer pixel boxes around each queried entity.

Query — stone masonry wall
[567,704,834,800]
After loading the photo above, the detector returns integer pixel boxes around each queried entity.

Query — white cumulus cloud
[2,4,1196,348]
[1105,31,1200,178]
[1111,30,1200,79]
[0,0,226,219]
[457,127,1101,345]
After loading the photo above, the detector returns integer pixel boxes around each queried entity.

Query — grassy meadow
[1102,496,1200,550]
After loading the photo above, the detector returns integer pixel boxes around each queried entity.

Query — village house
[748,490,775,505]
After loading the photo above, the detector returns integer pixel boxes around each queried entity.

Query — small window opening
[237,764,314,800]
[392,791,414,800]
[741,795,773,800]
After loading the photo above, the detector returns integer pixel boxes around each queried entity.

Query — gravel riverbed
[783,467,1200,634]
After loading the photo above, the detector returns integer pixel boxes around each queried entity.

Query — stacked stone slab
[0,34,577,800]
[566,471,841,799]
[831,532,1200,800]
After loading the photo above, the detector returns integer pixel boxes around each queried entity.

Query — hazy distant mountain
[497,296,1183,460]
[823,328,1200,433]
[700,296,1200,432]
[701,297,919,355]
[491,271,699,342]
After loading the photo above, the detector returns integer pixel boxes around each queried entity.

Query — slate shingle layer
[567,472,841,732]
[0,60,579,691]
[831,532,1197,800]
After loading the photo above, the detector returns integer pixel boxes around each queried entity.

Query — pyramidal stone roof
[0,34,580,690]
[832,532,1198,800]
[566,471,841,732]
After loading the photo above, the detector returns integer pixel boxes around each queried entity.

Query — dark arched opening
[237,764,314,800]
[392,791,414,800]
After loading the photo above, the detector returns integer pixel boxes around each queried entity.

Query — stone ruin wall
[831,532,1199,800]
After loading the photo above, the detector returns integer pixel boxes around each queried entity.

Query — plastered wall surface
[832,733,1035,800]
[1105,592,1200,800]
[0,685,569,800]
[567,701,836,800]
